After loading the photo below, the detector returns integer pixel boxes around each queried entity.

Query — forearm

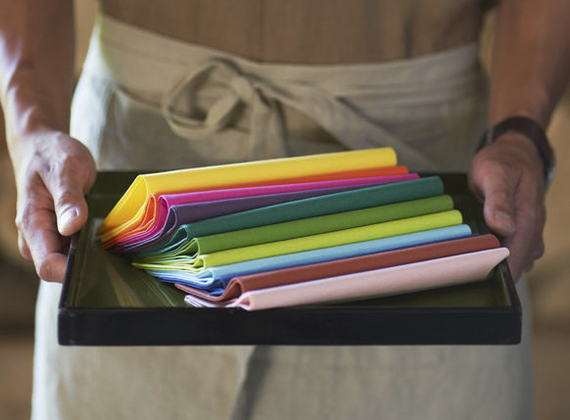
[489,0,570,126]
[0,0,75,163]
[0,0,96,283]
[469,0,570,279]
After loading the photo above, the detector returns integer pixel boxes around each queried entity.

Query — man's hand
[469,132,547,281]
[14,127,96,283]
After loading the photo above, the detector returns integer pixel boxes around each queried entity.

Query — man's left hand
[469,132,547,281]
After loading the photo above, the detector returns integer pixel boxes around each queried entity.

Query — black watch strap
[477,116,555,187]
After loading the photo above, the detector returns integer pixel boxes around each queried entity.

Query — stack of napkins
[98,148,508,311]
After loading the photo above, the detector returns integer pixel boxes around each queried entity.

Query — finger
[504,230,532,281]
[530,236,545,260]
[17,230,32,260]
[522,261,534,274]
[503,205,543,281]
[25,209,68,283]
[18,186,69,283]
[41,158,92,237]
[470,161,516,236]
[533,203,547,259]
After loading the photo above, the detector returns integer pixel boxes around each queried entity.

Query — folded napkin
[179,234,500,303]
[238,165,409,185]
[98,147,397,240]
[184,247,509,310]
[161,173,417,208]
[135,177,444,258]
[133,210,462,274]
[148,195,453,261]
[150,225,473,290]
[112,174,419,251]
[96,146,509,312]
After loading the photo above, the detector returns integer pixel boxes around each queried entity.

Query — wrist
[9,125,94,189]
[6,113,58,160]
[6,116,74,179]
[3,73,71,139]
[477,116,555,188]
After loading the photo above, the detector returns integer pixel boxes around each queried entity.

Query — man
[1,0,568,419]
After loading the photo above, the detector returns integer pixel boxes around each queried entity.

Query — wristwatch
[477,116,556,188]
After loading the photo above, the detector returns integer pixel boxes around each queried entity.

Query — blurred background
[1,2,569,419]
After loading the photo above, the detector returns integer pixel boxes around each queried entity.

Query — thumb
[43,166,92,237]
[469,162,516,237]
[56,198,87,237]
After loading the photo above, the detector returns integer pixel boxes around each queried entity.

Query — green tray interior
[64,172,514,309]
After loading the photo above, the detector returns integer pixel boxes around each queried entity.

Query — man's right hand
[14,127,96,283]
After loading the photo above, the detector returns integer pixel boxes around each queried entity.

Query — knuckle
[489,189,511,204]
[14,214,23,230]
[533,238,545,259]
[50,156,78,177]
[485,192,513,215]
[42,153,85,183]
[19,251,32,261]
[62,154,85,171]
[534,247,545,260]
[37,259,53,281]
[49,157,94,198]
[521,207,543,228]
[18,248,32,261]
[16,203,37,231]
[17,236,32,261]
[55,189,78,208]
[477,154,511,174]
[471,158,497,180]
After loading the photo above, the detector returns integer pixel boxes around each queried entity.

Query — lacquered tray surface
[58,172,521,346]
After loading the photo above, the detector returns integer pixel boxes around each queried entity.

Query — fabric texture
[101,0,483,63]
[32,14,534,420]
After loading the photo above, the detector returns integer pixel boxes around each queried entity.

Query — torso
[100,0,484,64]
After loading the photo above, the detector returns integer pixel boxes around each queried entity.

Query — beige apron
[32,15,533,420]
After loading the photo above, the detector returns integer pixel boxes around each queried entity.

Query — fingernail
[59,207,78,231]
[495,211,515,234]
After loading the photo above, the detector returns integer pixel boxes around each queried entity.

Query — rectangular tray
[58,172,521,346]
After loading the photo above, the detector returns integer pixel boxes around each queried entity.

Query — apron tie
[161,59,255,139]
[160,57,439,169]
